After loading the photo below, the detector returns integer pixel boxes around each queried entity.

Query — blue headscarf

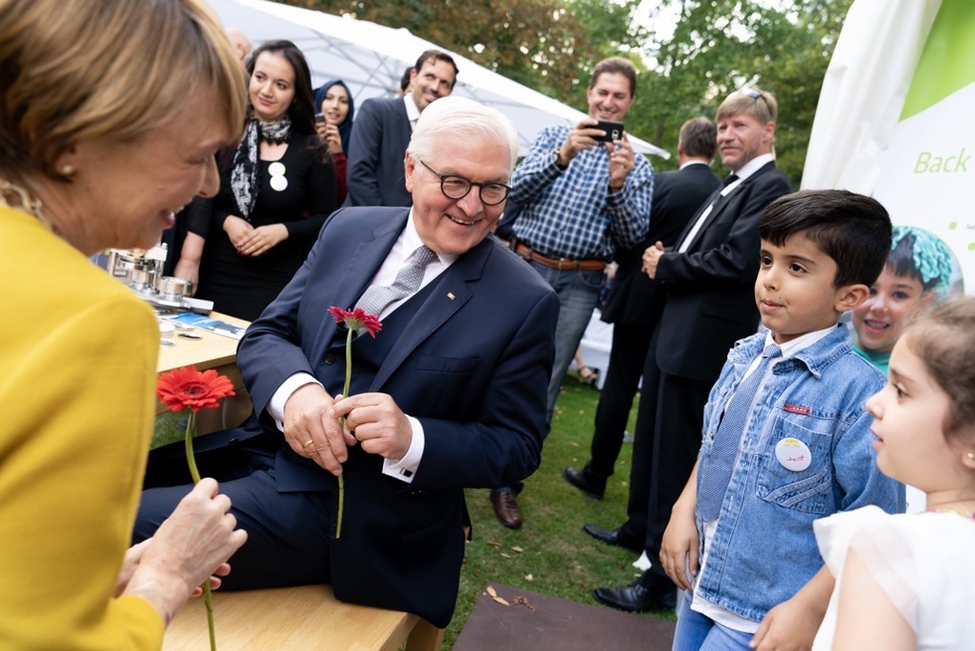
[312,79,355,153]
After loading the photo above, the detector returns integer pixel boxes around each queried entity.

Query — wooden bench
[163,584,443,650]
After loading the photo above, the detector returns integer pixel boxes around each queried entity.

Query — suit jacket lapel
[310,213,408,357]
[678,161,777,252]
[370,238,491,389]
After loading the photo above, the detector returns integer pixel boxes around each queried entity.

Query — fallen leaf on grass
[524,574,534,581]
[486,540,501,548]
[500,553,511,558]
[511,546,524,553]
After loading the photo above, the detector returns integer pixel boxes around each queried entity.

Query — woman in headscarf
[314,79,355,205]
[177,40,338,322]
[0,0,249,645]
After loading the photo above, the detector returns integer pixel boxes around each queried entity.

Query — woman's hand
[236,224,288,257]
[122,479,247,625]
[223,215,254,249]
[320,123,343,155]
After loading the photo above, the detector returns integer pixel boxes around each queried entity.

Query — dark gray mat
[452,583,675,650]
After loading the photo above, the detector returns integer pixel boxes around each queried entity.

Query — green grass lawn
[154,373,675,648]
[446,373,675,648]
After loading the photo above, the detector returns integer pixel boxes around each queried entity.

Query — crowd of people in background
[3,1,973,648]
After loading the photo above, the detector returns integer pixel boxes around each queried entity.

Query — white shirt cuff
[382,416,424,483]
[268,372,322,432]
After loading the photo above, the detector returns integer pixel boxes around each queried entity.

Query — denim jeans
[526,259,604,429]
[672,595,754,651]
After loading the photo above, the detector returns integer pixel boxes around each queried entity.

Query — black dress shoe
[489,490,523,529]
[593,581,677,612]
[563,467,605,499]
[581,523,643,554]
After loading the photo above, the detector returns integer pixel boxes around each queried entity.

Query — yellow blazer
[0,206,163,648]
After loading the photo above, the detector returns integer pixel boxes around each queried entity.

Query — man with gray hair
[134,96,558,629]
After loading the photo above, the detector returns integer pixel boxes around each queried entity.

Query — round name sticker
[268,162,286,176]
[775,437,812,472]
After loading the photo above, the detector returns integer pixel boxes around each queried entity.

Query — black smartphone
[593,119,624,142]
[314,112,326,124]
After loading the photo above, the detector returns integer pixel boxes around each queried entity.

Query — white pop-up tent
[206,0,669,158]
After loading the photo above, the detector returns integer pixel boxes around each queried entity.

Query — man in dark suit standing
[345,49,458,207]
[134,97,558,629]
[591,88,792,612]
[563,117,720,508]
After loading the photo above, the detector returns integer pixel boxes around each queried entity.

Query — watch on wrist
[552,148,567,170]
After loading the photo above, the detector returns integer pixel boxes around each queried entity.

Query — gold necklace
[0,178,54,231]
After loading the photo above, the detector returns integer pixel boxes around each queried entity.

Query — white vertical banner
[803,0,974,295]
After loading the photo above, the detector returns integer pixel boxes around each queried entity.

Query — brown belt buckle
[557,258,576,271]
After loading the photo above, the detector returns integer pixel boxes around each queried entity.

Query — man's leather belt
[514,243,606,272]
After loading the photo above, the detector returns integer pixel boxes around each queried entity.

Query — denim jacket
[694,325,905,622]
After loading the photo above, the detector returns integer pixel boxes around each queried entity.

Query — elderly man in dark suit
[345,49,457,207]
[591,88,792,612]
[134,97,558,629]
[564,117,720,508]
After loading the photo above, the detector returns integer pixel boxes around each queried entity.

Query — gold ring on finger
[303,439,314,448]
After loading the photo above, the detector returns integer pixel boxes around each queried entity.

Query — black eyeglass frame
[416,159,512,206]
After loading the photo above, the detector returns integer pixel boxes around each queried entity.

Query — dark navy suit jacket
[235,207,558,626]
[602,163,721,328]
[345,97,413,207]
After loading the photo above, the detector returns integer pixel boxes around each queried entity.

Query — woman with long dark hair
[177,40,337,321]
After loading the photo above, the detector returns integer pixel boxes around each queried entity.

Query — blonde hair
[0,0,248,181]
[716,87,777,125]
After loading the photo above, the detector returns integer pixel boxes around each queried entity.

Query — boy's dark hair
[760,189,892,288]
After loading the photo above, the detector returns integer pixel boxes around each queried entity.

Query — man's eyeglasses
[417,159,511,206]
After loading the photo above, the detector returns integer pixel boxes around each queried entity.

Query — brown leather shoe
[489,490,523,529]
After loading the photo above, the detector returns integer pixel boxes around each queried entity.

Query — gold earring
[60,164,75,176]
[967,452,975,461]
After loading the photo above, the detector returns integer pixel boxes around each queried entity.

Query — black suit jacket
[654,161,792,382]
[234,207,558,626]
[602,163,721,327]
[345,98,413,207]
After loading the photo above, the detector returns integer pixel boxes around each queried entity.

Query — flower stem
[184,410,217,651]
[335,328,354,539]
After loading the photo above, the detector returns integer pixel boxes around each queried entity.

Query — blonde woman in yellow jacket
[0,0,249,647]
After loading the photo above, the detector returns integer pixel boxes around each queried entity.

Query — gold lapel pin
[447,292,456,301]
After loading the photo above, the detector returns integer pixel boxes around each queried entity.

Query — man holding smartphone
[489,57,654,529]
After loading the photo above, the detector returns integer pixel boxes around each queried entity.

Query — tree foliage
[287,0,854,185]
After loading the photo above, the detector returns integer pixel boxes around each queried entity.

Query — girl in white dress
[813,297,975,650]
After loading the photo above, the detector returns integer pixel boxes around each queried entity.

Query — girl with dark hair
[176,39,337,321]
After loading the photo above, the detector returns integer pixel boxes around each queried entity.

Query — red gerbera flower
[157,365,236,413]
[328,306,382,338]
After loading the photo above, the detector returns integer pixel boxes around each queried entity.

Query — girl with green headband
[852,226,954,373]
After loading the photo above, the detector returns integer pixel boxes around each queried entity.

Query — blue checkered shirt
[510,125,653,260]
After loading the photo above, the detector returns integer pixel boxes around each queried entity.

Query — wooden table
[156,311,250,416]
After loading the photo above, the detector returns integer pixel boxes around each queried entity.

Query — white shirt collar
[732,152,774,182]
[404,95,421,130]
[763,324,836,359]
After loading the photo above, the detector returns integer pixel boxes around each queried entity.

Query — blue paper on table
[163,312,246,340]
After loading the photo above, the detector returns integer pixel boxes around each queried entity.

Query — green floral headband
[891,226,952,294]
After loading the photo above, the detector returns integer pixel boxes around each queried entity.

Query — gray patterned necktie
[354,245,438,318]
[697,342,781,521]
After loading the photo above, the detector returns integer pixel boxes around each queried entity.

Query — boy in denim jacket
[660,190,906,651]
